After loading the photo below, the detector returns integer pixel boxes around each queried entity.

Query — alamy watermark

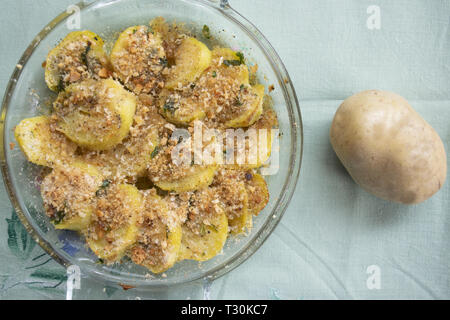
[367,5,381,30]
[66,264,81,300]
[169,121,279,175]
[366,265,381,290]
[66,4,81,30]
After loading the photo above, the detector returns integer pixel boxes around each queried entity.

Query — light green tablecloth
[0,0,449,299]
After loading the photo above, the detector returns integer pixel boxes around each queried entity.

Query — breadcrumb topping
[89,184,138,240]
[130,189,172,268]
[112,26,166,95]
[53,79,122,142]
[41,165,99,223]
[48,34,108,89]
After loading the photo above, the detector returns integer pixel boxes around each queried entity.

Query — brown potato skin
[330,90,447,204]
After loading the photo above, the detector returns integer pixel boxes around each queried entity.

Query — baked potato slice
[245,173,269,216]
[235,128,273,169]
[248,105,278,168]
[82,126,159,179]
[155,165,217,193]
[158,89,205,125]
[178,212,228,261]
[130,191,182,274]
[41,162,103,231]
[14,116,77,167]
[227,105,278,169]
[110,26,166,94]
[220,175,250,235]
[212,170,251,235]
[178,189,228,261]
[45,30,109,92]
[225,84,264,128]
[166,37,212,89]
[75,102,162,179]
[54,79,137,151]
[148,223,182,273]
[229,212,252,235]
[211,47,249,85]
[86,184,141,263]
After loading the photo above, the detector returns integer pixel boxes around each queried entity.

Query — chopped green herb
[52,210,65,225]
[210,224,218,233]
[159,57,168,67]
[233,97,243,106]
[151,146,160,158]
[57,78,65,92]
[202,25,211,39]
[200,224,207,236]
[188,195,195,208]
[236,51,245,64]
[96,258,105,264]
[223,52,245,67]
[96,179,112,197]
[101,179,111,188]
[240,84,245,91]
[81,42,91,67]
[133,28,137,34]
[212,71,217,78]
[163,100,178,114]
[223,59,241,67]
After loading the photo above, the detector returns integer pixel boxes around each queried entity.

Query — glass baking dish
[0,0,303,289]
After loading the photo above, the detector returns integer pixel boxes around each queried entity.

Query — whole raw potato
[330,90,447,204]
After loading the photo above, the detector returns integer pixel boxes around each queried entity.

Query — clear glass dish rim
[0,0,303,289]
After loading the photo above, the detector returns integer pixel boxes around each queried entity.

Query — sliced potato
[130,191,182,274]
[179,212,228,261]
[212,169,250,235]
[158,89,205,125]
[166,37,212,89]
[149,223,182,273]
[45,30,109,92]
[178,189,228,261]
[245,173,269,216]
[86,184,141,263]
[81,126,159,179]
[249,105,278,168]
[225,84,264,128]
[14,116,78,167]
[211,47,249,85]
[154,165,217,193]
[41,162,103,231]
[110,128,159,179]
[235,129,273,170]
[75,101,162,179]
[230,105,278,169]
[110,26,166,94]
[229,211,253,235]
[243,84,265,125]
[220,174,250,235]
[54,79,137,151]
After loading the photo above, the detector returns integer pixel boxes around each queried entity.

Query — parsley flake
[151,146,160,159]
[202,25,211,39]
